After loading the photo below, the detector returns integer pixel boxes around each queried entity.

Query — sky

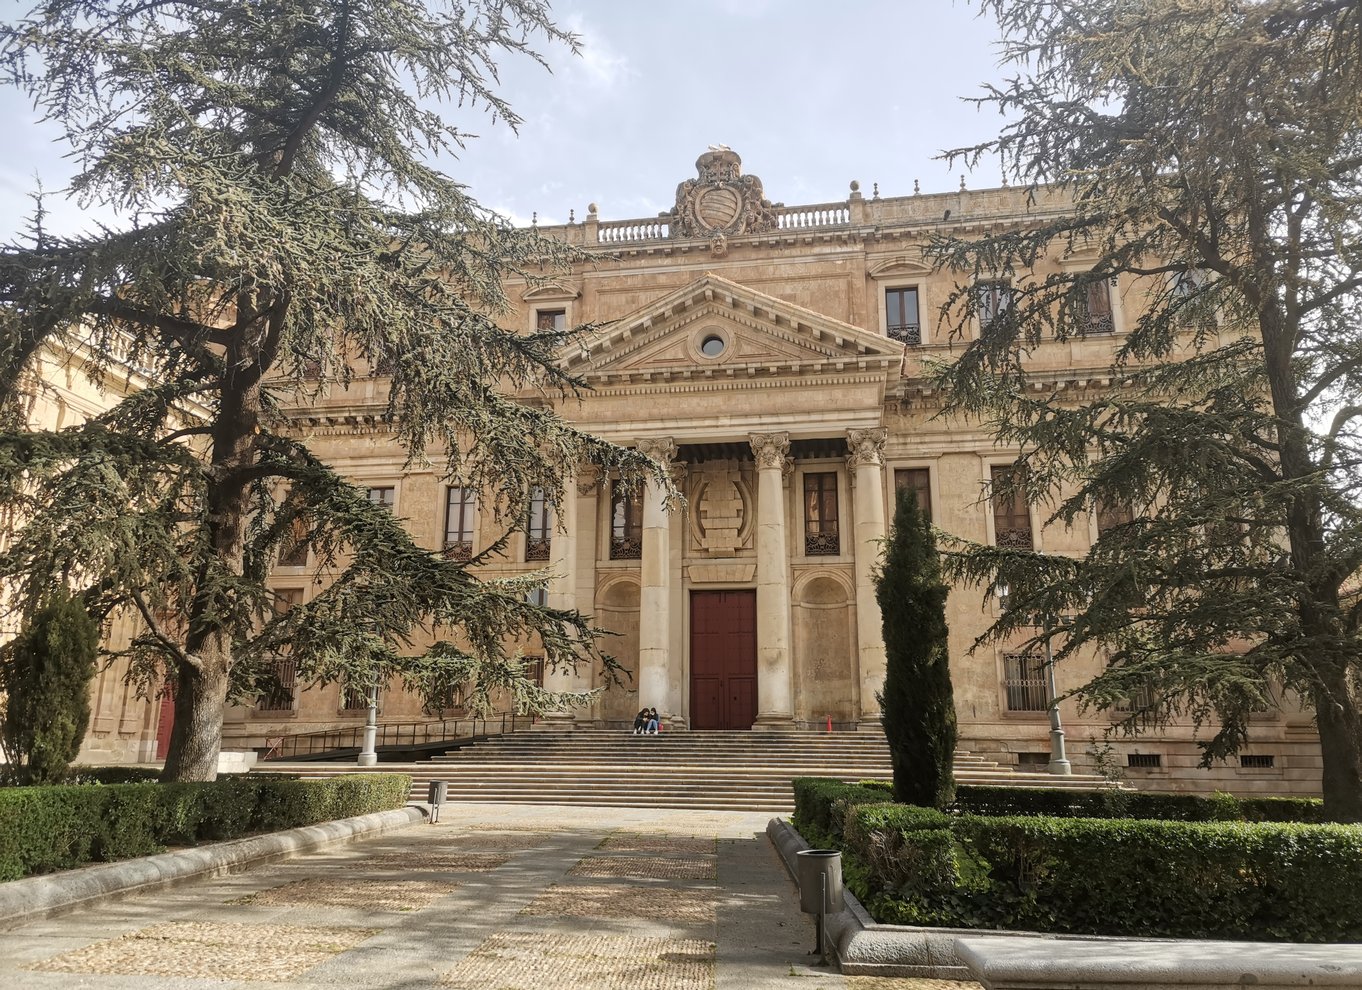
[0,0,1013,238]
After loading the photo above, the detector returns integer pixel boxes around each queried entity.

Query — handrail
[262,711,533,760]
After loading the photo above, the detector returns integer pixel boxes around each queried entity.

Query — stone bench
[954,935,1362,990]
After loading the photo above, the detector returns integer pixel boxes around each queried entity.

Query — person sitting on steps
[645,708,660,734]
[633,708,648,734]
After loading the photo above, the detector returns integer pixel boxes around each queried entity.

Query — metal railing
[262,711,533,760]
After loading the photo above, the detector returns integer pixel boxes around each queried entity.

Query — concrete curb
[0,805,427,929]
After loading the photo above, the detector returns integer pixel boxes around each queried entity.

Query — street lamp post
[1041,615,1072,776]
[357,679,378,767]
[998,584,1072,776]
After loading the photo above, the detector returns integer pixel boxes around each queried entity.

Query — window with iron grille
[1079,278,1115,335]
[1240,754,1275,769]
[367,486,395,510]
[991,465,1033,549]
[257,657,297,712]
[1113,677,1157,713]
[885,287,921,345]
[610,482,643,559]
[803,472,840,555]
[444,486,476,561]
[536,309,566,333]
[894,467,932,522]
[1003,651,1047,712]
[525,487,552,561]
[1096,499,1134,535]
[278,517,310,566]
[340,680,371,712]
[424,681,466,716]
[1127,753,1162,769]
[975,279,1013,328]
[524,654,544,688]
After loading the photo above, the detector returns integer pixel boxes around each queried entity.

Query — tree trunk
[159,650,231,782]
[160,292,272,782]
[1313,662,1362,822]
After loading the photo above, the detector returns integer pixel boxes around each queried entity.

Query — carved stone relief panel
[687,460,754,557]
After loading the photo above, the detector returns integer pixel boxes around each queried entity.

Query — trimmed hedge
[951,784,1326,823]
[792,778,1361,942]
[792,777,894,847]
[0,773,411,881]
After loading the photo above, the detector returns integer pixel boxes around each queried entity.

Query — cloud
[560,13,634,90]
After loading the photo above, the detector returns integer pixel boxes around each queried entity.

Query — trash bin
[427,780,448,822]
[796,849,844,915]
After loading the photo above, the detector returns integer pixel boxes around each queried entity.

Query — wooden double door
[689,590,757,730]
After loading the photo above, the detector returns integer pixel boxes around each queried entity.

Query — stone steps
[268,728,1113,811]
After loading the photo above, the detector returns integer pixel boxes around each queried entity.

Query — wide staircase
[267,727,1113,813]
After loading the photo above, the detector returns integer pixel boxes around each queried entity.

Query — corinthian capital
[846,428,887,469]
[636,437,678,466]
[748,431,790,471]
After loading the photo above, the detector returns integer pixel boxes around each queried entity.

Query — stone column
[847,428,890,726]
[539,475,581,729]
[637,438,677,718]
[749,432,795,728]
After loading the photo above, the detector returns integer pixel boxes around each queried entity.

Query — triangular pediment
[560,274,902,385]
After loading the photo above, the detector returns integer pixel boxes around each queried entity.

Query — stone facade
[6,341,164,765]
[93,148,1323,795]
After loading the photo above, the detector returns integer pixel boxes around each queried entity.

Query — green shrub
[0,593,99,785]
[790,778,1355,941]
[0,772,411,881]
[792,777,895,847]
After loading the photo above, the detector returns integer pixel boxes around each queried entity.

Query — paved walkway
[0,802,977,990]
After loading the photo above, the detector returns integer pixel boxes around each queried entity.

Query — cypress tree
[876,490,957,809]
[1,592,99,784]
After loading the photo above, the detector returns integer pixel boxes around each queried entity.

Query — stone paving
[0,801,983,990]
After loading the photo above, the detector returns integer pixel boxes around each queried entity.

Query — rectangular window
[803,472,840,555]
[885,287,921,345]
[278,517,310,567]
[1127,753,1162,769]
[1003,651,1047,712]
[341,681,371,712]
[525,586,548,607]
[1081,278,1115,335]
[367,486,395,510]
[975,280,1013,328]
[259,589,302,712]
[525,487,552,561]
[273,587,304,614]
[1096,499,1134,535]
[257,657,298,712]
[1240,754,1275,769]
[444,486,476,561]
[610,481,643,559]
[536,309,566,333]
[524,655,544,688]
[893,468,932,522]
[991,465,1033,549]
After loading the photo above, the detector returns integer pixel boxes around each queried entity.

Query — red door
[155,684,176,759]
[690,590,757,729]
